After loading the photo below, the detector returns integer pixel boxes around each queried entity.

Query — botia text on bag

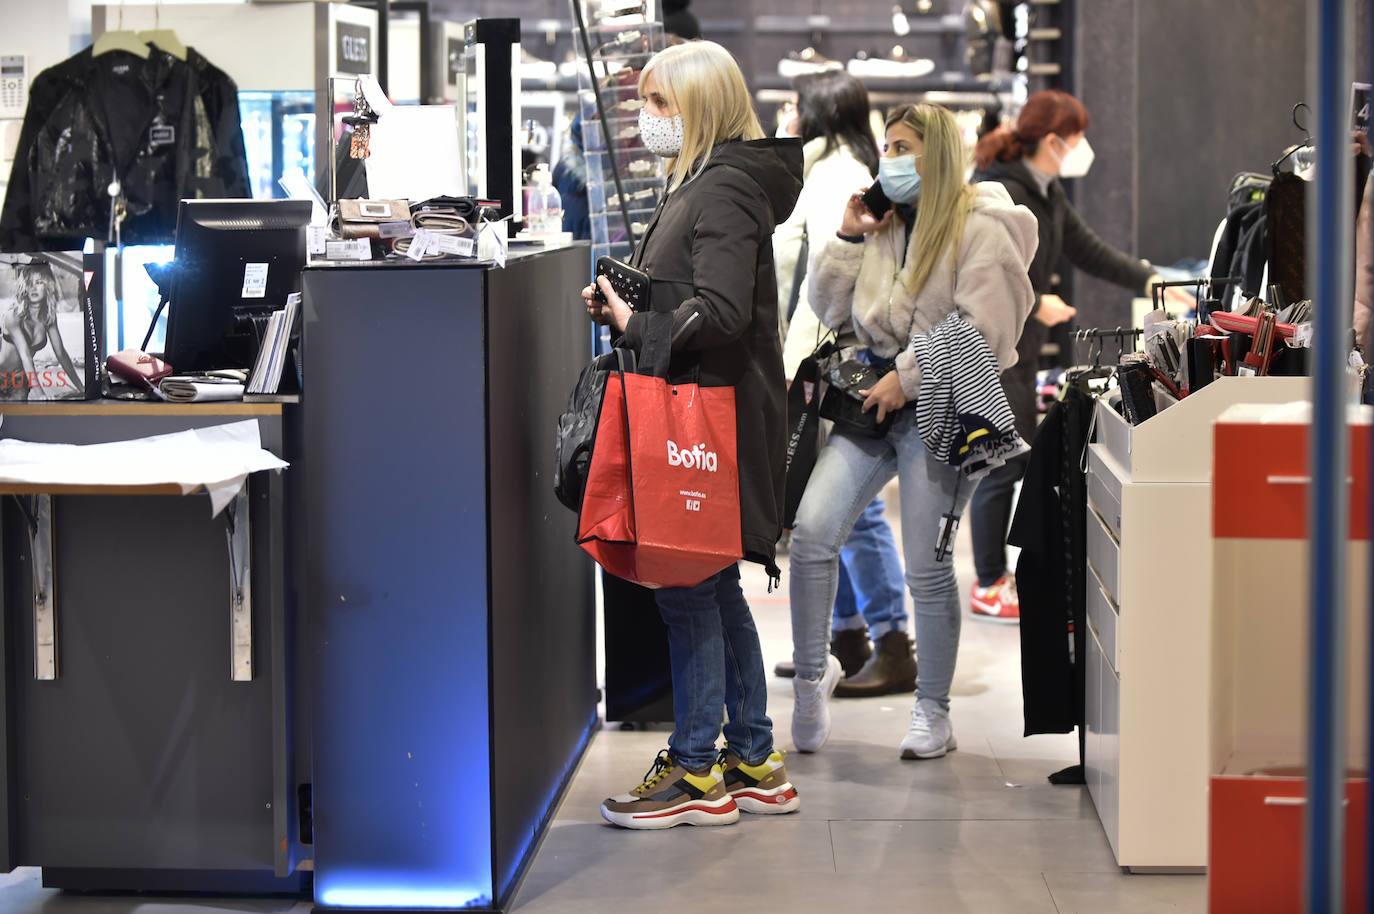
[666,440,718,472]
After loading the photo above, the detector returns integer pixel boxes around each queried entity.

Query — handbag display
[576,365,742,589]
[819,351,895,439]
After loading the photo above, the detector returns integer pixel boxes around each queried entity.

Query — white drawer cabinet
[1081,378,1308,872]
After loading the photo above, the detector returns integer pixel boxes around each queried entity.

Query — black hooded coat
[620,137,803,574]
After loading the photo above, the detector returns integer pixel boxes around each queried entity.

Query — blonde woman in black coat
[582,40,805,830]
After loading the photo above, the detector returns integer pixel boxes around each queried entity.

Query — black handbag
[782,339,831,528]
[553,347,636,511]
[819,353,896,439]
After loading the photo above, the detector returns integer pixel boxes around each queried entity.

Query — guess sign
[335,22,371,75]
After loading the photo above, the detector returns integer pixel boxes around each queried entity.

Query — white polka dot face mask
[638,108,684,158]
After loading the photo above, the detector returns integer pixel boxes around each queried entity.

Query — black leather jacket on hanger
[0,46,250,252]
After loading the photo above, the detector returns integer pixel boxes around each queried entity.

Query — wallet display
[106,349,173,392]
[339,198,411,239]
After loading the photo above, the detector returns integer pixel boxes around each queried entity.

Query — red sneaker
[970,574,1020,622]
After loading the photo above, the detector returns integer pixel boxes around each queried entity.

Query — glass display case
[575,15,665,266]
[105,244,175,356]
[239,90,317,201]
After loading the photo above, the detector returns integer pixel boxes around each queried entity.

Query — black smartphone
[593,256,652,311]
[860,181,891,219]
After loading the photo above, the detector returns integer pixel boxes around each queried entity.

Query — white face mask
[1053,136,1095,178]
[638,108,684,158]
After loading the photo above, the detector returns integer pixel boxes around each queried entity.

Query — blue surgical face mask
[878,154,922,204]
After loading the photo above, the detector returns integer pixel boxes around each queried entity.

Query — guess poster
[0,251,101,400]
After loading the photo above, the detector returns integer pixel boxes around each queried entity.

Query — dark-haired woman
[967,89,1191,622]
[774,71,918,704]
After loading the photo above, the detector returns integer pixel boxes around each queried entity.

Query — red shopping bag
[576,370,742,589]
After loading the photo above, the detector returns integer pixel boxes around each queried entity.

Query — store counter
[0,245,598,908]
[0,399,308,894]
[301,244,598,912]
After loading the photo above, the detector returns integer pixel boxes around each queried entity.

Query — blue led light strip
[317,886,491,910]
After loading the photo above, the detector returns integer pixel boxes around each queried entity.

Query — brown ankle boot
[834,630,917,697]
[829,629,873,679]
[775,630,872,679]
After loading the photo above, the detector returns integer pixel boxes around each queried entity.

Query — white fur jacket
[808,181,1039,400]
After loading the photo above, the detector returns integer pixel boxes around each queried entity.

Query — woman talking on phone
[966,89,1193,621]
[582,40,804,829]
[789,103,1037,758]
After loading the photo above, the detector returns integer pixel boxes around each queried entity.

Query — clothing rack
[1073,326,1143,364]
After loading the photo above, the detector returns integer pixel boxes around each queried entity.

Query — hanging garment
[0,46,250,252]
[1265,171,1306,306]
[1008,385,1093,739]
[909,311,1029,479]
[183,46,252,202]
[1208,198,1266,305]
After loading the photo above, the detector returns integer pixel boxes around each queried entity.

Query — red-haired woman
[968,89,1191,621]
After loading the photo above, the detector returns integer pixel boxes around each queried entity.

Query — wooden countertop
[0,398,292,417]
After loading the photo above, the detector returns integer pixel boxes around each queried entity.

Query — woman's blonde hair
[13,262,58,326]
[639,41,764,190]
[885,104,977,297]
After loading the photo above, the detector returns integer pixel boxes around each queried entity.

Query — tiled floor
[0,490,1206,914]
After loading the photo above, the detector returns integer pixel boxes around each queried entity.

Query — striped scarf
[910,312,1029,480]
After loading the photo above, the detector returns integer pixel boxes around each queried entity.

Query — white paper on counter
[0,419,288,515]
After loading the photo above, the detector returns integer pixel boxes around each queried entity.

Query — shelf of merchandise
[753,13,964,35]
[1082,376,1309,871]
[576,19,667,271]
[1208,403,1370,913]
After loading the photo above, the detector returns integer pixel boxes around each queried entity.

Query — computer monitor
[162,199,311,372]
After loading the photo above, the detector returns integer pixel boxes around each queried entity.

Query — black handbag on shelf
[819,352,896,439]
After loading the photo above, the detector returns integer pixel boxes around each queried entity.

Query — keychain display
[344,78,379,160]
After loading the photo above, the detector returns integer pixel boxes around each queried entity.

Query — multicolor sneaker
[970,574,1020,622]
[718,749,801,814]
[600,750,740,829]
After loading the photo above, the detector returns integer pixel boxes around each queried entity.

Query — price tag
[406,229,433,261]
[479,221,508,268]
[307,225,328,256]
[493,230,507,268]
[430,233,476,257]
[325,238,372,261]
[1353,82,1371,133]
[377,221,413,239]
[242,262,269,298]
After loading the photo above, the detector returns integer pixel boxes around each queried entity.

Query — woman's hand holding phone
[840,187,892,237]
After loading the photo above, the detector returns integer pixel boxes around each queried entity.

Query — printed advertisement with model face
[0,252,88,400]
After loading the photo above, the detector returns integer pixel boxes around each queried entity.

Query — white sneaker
[899,698,957,759]
[791,655,842,753]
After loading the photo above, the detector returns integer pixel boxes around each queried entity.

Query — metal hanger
[92,0,151,59]
[1272,103,1314,176]
[139,1,187,60]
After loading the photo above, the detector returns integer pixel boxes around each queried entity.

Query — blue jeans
[654,564,774,771]
[789,411,972,708]
[833,497,908,637]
